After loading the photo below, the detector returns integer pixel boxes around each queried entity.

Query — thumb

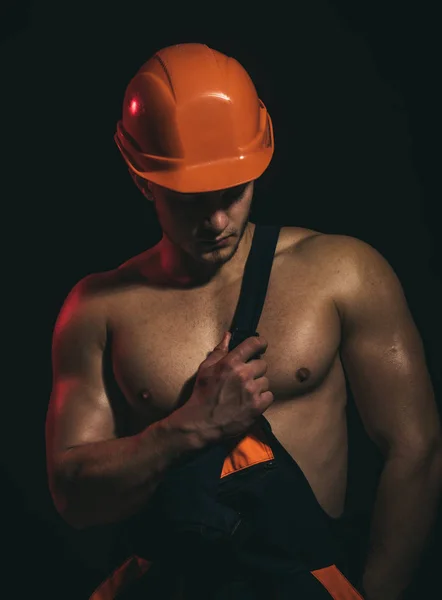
[203,331,231,364]
[217,331,231,350]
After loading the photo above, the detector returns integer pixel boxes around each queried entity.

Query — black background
[2,1,441,597]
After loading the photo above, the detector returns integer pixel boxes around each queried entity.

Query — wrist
[159,412,209,453]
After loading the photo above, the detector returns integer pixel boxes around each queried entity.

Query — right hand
[169,331,274,445]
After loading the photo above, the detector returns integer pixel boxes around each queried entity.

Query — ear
[145,181,155,202]
[128,169,155,202]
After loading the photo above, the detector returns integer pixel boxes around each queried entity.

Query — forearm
[362,446,442,599]
[52,417,204,529]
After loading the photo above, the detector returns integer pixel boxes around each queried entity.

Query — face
[132,171,255,268]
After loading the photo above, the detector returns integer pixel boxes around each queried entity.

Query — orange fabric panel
[221,422,274,478]
[89,555,151,600]
[311,565,365,599]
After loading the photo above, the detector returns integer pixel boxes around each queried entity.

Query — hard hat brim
[116,138,274,193]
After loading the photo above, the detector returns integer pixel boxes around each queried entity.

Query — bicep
[341,299,436,454]
[46,286,116,470]
[334,237,440,456]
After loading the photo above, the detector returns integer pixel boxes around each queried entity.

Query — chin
[197,247,233,262]
[196,242,238,263]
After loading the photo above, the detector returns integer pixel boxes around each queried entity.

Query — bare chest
[109,250,345,429]
[106,234,349,517]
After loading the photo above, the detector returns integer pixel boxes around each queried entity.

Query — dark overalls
[90,224,364,599]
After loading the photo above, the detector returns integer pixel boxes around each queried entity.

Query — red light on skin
[129,98,140,115]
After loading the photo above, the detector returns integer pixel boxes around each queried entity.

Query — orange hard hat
[114,43,274,193]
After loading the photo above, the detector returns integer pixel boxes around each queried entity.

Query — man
[45,43,442,599]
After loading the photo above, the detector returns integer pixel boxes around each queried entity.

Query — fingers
[229,335,268,364]
[202,332,268,370]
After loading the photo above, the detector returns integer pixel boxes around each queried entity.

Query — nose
[199,193,229,229]
[202,210,229,235]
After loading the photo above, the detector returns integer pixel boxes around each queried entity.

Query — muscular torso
[103,226,348,518]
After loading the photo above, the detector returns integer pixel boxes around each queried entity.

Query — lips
[199,235,231,244]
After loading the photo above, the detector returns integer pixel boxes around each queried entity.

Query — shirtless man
[45,44,442,600]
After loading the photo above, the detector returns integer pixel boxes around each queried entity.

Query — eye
[170,193,198,205]
[223,184,247,202]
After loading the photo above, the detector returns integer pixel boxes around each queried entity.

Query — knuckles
[244,379,258,394]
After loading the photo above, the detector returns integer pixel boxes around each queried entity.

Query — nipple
[139,390,150,401]
[296,367,310,383]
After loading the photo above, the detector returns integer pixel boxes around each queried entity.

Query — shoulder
[58,269,117,310]
[277,225,323,255]
[307,232,398,288]
[57,253,148,313]
[284,227,394,278]
[283,227,403,305]
[53,252,151,334]
[52,273,110,344]
[53,266,127,337]
[310,234,407,326]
